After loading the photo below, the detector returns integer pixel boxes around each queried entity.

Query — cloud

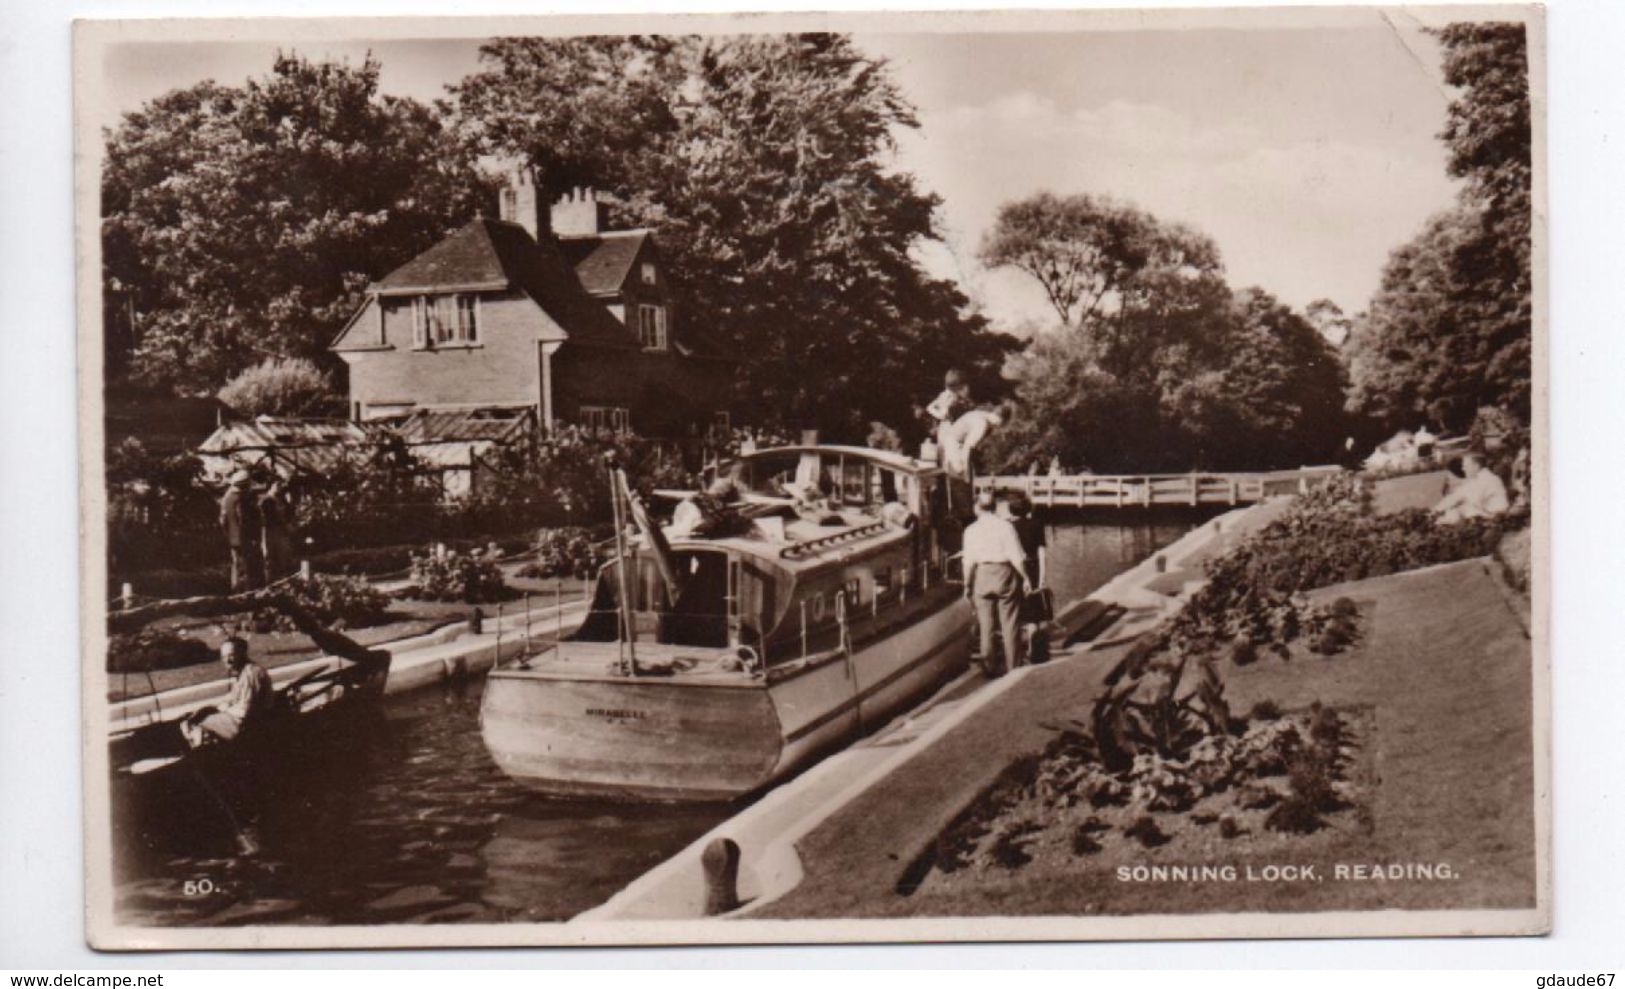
[893,90,1460,329]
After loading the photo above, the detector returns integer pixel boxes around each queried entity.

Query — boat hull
[480,598,973,802]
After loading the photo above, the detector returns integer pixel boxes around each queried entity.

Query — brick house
[331,168,733,437]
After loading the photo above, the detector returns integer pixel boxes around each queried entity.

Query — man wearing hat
[220,468,264,591]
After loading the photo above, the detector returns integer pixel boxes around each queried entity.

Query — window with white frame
[637,304,667,351]
[411,293,479,348]
[580,406,631,432]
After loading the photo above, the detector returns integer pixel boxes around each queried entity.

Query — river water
[110,510,1207,927]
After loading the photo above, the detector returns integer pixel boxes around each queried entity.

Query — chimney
[551,187,607,238]
[499,164,549,242]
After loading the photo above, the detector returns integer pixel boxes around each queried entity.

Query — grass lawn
[757,556,1535,919]
[1370,470,1451,514]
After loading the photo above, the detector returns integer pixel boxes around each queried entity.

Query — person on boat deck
[925,369,973,458]
[940,404,1008,478]
[962,490,1031,673]
[186,636,272,745]
[670,476,745,538]
[1434,452,1510,523]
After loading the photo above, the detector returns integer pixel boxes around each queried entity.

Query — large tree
[984,281,1346,474]
[103,53,491,394]
[452,34,1012,437]
[1344,22,1532,432]
[979,191,1224,332]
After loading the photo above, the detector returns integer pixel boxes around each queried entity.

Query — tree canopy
[103,53,491,395]
[451,34,1013,438]
[1343,22,1532,433]
[983,279,1347,474]
[979,192,1223,332]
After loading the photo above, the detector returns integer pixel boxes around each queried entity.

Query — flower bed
[904,474,1518,894]
[906,701,1372,890]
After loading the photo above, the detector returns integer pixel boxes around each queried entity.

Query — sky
[97,12,1464,334]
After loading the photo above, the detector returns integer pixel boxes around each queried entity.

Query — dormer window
[411,294,479,348]
[638,304,668,351]
[640,262,657,286]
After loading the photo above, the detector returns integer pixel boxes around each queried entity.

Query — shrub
[1162,472,1511,666]
[410,547,508,603]
[218,357,336,417]
[257,573,391,632]
[525,527,606,580]
[1124,815,1170,848]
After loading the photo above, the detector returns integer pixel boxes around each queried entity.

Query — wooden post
[1155,554,1167,574]
[701,837,742,915]
[120,582,134,610]
[1189,475,1198,506]
[300,560,312,581]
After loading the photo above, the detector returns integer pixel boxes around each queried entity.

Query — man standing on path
[962,490,1031,676]
[220,469,263,591]
[1006,493,1051,663]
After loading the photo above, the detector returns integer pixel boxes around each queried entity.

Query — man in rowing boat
[184,636,273,746]
[962,490,1032,675]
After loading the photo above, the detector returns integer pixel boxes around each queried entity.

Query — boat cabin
[569,446,970,673]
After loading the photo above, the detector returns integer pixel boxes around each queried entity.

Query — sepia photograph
[73,5,1546,949]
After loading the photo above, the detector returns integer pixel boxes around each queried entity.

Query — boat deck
[502,638,759,686]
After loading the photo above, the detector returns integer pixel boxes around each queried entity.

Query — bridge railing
[976,467,1341,509]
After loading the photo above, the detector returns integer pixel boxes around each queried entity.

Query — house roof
[198,416,389,454]
[558,230,651,296]
[371,218,638,350]
[393,406,535,445]
[197,417,395,479]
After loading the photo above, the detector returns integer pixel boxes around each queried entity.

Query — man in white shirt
[185,636,272,746]
[1434,452,1510,523]
[962,490,1032,674]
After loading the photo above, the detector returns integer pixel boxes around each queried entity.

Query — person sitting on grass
[1433,452,1510,523]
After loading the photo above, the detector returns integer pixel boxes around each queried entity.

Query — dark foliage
[524,527,608,581]
[1345,23,1531,433]
[254,573,391,632]
[103,54,492,394]
[409,547,509,604]
[107,627,215,673]
[451,35,1015,439]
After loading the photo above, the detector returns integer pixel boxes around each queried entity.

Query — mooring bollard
[300,559,313,581]
[1155,554,1167,573]
[701,837,742,915]
[120,582,134,610]
[469,607,484,635]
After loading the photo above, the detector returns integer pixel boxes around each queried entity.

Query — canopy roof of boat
[665,513,907,574]
[729,444,943,477]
